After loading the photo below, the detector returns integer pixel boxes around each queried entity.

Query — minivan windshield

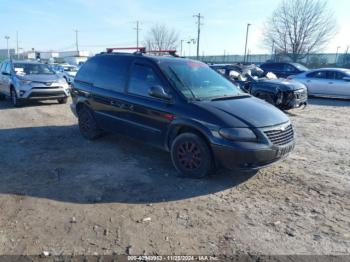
[13,63,55,75]
[160,60,243,100]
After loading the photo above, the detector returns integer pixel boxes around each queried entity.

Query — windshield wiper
[210,94,250,101]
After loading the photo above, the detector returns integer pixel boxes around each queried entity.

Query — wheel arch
[167,121,218,170]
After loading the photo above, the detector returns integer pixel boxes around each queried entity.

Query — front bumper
[212,141,295,170]
[281,89,308,109]
[17,86,70,101]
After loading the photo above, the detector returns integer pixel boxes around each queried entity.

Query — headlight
[219,128,257,142]
[58,78,67,84]
[20,80,32,85]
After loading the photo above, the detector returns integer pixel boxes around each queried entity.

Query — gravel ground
[0,97,349,256]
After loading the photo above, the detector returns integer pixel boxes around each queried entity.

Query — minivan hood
[197,96,290,128]
[17,74,59,82]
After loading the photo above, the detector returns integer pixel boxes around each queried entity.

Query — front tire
[171,133,214,178]
[11,88,22,107]
[77,106,102,140]
[58,97,68,104]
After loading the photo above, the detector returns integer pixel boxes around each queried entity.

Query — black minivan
[260,62,309,78]
[71,52,295,178]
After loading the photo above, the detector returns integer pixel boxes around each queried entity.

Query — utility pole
[243,23,251,63]
[193,13,203,60]
[5,36,10,58]
[134,21,141,49]
[271,40,275,61]
[75,30,79,53]
[335,46,340,64]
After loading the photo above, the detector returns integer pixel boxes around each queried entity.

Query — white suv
[0,60,70,107]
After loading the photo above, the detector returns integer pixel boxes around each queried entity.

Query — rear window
[75,55,131,92]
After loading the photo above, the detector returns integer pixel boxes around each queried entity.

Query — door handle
[328,82,333,84]
[307,80,311,83]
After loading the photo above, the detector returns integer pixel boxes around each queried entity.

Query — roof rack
[146,50,178,57]
[106,47,146,54]
[105,47,179,57]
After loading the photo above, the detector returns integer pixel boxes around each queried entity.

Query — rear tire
[58,97,68,104]
[171,133,214,178]
[77,106,102,140]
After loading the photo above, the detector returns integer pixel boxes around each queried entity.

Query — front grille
[29,91,65,98]
[32,86,60,89]
[264,124,294,146]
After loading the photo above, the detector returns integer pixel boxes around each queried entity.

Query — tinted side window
[75,57,99,84]
[5,63,12,74]
[0,62,6,73]
[93,56,130,92]
[307,71,327,79]
[334,71,346,80]
[261,64,272,70]
[284,64,296,72]
[128,64,163,97]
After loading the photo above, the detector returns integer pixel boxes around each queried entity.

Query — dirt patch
[0,98,349,255]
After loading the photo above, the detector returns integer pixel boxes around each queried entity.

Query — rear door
[124,60,175,148]
[74,55,132,134]
[329,71,350,97]
[272,63,285,78]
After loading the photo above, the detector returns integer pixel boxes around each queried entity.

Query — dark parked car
[260,62,309,78]
[71,52,295,178]
[211,64,308,110]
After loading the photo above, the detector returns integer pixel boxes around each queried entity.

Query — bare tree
[264,0,336,62]
[144,24,179,51]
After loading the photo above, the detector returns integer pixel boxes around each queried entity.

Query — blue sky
[0,0,349,55]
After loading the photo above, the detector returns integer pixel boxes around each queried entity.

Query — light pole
[5,36,10,58]
[335,46,341,64]
[271,40,275,61]
[180,40,184,56]
[187,39,196,57]
[243,23,251,63]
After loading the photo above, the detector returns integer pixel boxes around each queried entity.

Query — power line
[193,13,203,60]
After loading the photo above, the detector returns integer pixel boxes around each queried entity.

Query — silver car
[49,63,77,85]
[290,68,350,99]
[0,60,70,107]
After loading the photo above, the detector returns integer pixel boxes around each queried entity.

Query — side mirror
[148,85,172,100]
[342,77,350,82]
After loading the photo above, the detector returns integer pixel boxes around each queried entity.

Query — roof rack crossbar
[146,50,178,57]
[105,47,179,57]
[106,47,146,53]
